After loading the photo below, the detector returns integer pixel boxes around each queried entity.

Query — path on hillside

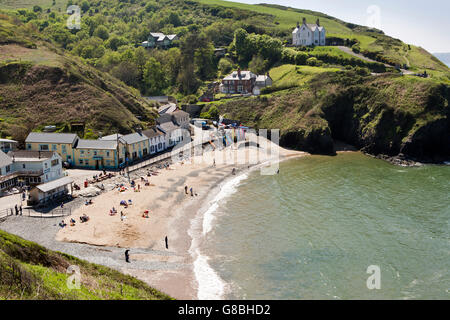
[337,46,414,75]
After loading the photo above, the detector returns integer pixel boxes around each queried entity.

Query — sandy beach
[55,136,307,299]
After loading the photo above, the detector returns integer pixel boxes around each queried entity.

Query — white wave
[192,248,226,300]
[188,171,250,300]
[202,172,248,235]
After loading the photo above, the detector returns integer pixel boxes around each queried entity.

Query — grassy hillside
[0,13,158,145]
[197,0,448,74]
[0,229,172,300]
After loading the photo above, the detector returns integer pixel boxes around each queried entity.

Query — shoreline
[53,136,307,300]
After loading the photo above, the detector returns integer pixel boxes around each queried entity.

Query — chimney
[302,17,306,25]
[237,68,241,78]
[316,18,320,26]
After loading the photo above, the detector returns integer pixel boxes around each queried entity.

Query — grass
[0,229,173,300]
[0,0,68,10]
[195,0,352,34]
[269,64,340,89]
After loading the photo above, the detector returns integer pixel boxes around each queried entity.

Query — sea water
[197,152,450,299]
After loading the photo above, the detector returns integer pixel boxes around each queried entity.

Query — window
[52,144,57,151]
[40,145,49,151]
[27,144,31,150]
[237,85,243,92]
[51,159,59,167]
[22,164,26,169]
[93,151,97,156]
[79,159,84,165]
[44,163,48,169]
[62,145,67,153]
[80,150,84,155]
[106,151,110,157]
[6,165,10,173]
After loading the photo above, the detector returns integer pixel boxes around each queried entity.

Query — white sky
[226,0,450,53]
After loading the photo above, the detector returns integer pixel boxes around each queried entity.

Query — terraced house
[25,133,79,165]
[121,132,150,163]
[74,139,125,170]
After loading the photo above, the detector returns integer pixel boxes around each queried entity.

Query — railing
[126,134,215,173]
[0,206,71,221]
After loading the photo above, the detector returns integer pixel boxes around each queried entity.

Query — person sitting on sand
[70,218,76,226]
[128,199,133,205]
[120,211,126,221]
[142,210,149,218]
[59,220,67,228]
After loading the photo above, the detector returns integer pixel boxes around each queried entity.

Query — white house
[253,73,273,96]
[8,150,63,185]
[293,18,326,46]
[143,127,166,154]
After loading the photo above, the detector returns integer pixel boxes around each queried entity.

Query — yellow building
[25,133,79,165]
[74,139,125,170]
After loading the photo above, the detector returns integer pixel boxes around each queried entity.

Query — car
[62,161,71,169]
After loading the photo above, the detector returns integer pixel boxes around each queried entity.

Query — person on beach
[125,250,130,263]
[19,206,22,216]
[185,186,188,194]
[165,236,168,249]
[15,205,18,216]
[190,187,193,197]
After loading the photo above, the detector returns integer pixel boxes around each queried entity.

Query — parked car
[63,161,71,169]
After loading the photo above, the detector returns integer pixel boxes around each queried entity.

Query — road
[337,46,415,75]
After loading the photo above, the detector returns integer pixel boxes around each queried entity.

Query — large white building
[292,18,326,46]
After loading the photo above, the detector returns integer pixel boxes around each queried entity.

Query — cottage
[74,139,124,170]
[220,69,257,94]
[143,127,166,154]
[25,132,79,164]
[120,132,150,163]
[171,109,190,128]
[142,33,178,49]
[220,69,272,95]
[292,18,326,46]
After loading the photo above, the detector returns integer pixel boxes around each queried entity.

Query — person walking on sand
[125,249,130,263]
[120,211,125,221]
[190,187,193,197]
[15,204,18,216]
[165,236,168,249]
[185,186,188,195]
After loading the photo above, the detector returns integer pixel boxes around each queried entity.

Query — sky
[224,0,450,53]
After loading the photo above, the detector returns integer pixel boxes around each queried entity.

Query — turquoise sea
[199,152,450,299]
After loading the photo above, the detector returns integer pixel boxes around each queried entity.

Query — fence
[0,206,71,221]
[127,134,214,173]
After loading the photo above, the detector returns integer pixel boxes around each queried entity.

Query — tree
[143,58,166,95]
[248,55,267,74]
[94,26,109,41]
[81,1,90,14]
[168,12,181,27]
[218,58,233,75]
[111,61,140,88]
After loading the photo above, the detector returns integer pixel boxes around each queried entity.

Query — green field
[0,0,67,10]
[270,64,340,87]
[196,0,352,34]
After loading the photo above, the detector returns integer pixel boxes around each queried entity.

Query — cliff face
[218,71,450,163]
